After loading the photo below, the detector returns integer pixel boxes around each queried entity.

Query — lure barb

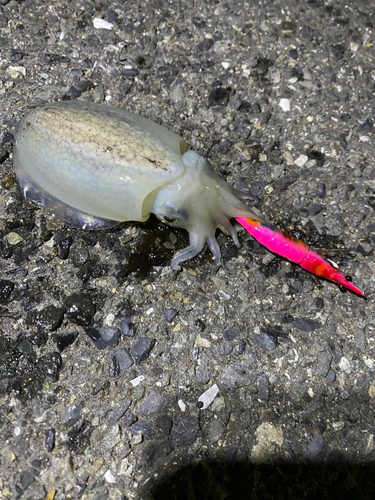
[236,217,365,297]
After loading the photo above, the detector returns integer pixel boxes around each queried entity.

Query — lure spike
[236,217,365,297]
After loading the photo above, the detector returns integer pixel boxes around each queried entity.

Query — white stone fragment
[178,399,186,412]
[195,334,211,348]
[279,98,290,111]
[294,154,308,167]
[34,410,50,423]
[6,66,26,78]
[368,261,375,275]
[364,357,374,369]
[221,61,230,69]
[283,151,294,166]
[339,356,352,374]
[198,384,220,410]
[359,135,370,142]
[104,469,116,483]
[93,18,113,30]
[104,313,115,326]
[130,375,145,387]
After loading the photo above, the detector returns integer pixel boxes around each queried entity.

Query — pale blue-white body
[14,101,260,269]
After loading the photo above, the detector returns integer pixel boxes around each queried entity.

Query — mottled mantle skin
[14,101,260,269]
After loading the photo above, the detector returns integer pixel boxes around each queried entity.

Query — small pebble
[107,400,131,426]
[170,417,200,447]
[138,392,164,415]
[279,98,290,111]
[109,348,133,378]
[1,174,13,188]
[0,239,13,258]
[61,403,82,427]
[156,415,172,435]
[219,341,232,355]
[45,428,55,452]
[338,356,352,374]
[71,243,89,267]
[55,236,73,259]
[93,17,113,30]
[15,470,35,492]
[7,232,23,245]
[85,327,120,350]
[294,154,308,167]
[26,305,65,331]
[131,420,152,436]
[306,434,324,460]
[0,279,14,303]
[130,375,145,387]
[258,376,270,401]
[292,318,321,333]
[120,318,135,336]
[315,352,332,377]
[326,369,336,383]
[178,399,186,412]
[164,308,178,323]
[283,151,295,166]
[104,469,116,484]
[233,340,246,356]
[37,352,62,381]
[317,182,326,198]
[0,148,9,164]
[208,87,230,107]
[253,331,276,351]
[52,331,79,352]
[131,337,156,364]
[65,293,95,326]
[223,328,240,341]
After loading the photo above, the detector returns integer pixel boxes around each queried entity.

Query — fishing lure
[236,218,364,296]
[13,101,364,296]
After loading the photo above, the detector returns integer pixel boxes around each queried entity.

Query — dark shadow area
[149,460,375,500]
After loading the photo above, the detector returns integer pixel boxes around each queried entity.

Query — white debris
[104,469,116,483]
[221,61,230,69]
[294,154,308,167]
[34,410,50,423]
[130,375,145,387]
[279,98,290,111]
[6,66,26,78]
[359,135,370,142]
[104,313,115,326]
[178,399,186,412]
[197,384,220,410]
[339,356,352,374]
[93,18,113,30]
[195,334,211,348]
[283,151,295,166]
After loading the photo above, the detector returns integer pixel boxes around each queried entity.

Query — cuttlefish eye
[163,215,177,224]
[160,207,189,226]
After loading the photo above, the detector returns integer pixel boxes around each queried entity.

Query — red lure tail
[236,217,365,297]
